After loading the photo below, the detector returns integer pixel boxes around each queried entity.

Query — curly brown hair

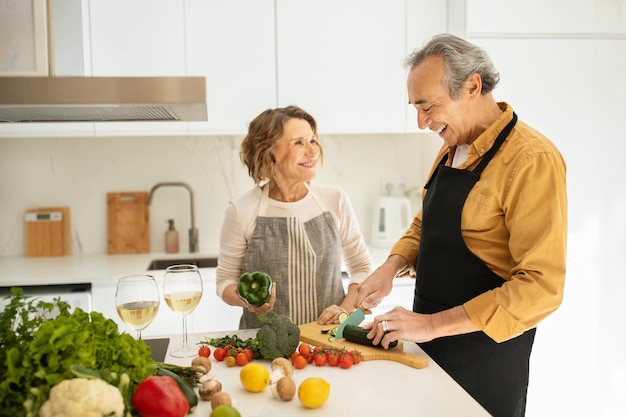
[240,105,324,184]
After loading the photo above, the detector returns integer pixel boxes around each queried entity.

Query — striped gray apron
[238,185,345,329]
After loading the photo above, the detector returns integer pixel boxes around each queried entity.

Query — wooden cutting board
[107,192,150,254]
[298,321,428,369]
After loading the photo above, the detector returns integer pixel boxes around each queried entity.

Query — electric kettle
[369,196,413,248]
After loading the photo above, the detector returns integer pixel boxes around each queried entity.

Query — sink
[146,257,218,270]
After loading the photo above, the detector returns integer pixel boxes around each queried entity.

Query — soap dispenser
[165,219,179,254]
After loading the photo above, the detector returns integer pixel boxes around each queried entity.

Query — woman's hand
[245,283,277,314]
[317,304,348,325]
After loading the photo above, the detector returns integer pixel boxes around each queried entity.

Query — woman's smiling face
[271,117,320,185]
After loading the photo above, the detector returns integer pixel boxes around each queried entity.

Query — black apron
[414,113,536,417]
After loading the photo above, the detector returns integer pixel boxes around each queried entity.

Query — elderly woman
[216,105,373,329]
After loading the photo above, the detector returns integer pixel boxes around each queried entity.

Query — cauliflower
[39,378,125,417]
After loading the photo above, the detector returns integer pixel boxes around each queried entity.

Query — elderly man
[356,34,567,417]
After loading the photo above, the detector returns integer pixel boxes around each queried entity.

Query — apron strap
[473,112,518,176]
[424,112,518,190]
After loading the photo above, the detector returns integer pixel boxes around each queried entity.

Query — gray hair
[405,34,500,99]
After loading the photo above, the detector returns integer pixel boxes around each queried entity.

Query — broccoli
[255,312,300,360]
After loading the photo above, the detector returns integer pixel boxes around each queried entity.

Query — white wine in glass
[162,264,203,357]
[115,274,160,340]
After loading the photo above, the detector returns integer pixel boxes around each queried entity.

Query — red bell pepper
[132,375,189,417]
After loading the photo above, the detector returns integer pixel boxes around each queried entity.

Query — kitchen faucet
[147,182,199,253]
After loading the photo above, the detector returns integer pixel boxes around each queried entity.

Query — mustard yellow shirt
[391,103,567,343]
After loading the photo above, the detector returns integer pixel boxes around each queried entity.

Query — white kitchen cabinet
[184,0,276,135]
[87,0,190,137]
[90,270,241,338]
[88,0,186,76]
[466,0,626,35]
[404,0,448,132]
[91,276,188,339]
[275,0,409,134]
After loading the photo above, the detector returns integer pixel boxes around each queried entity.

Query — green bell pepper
[237,271,272,307]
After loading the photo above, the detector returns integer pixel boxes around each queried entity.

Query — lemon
[298,377,331,409]
[210,405,241,417]
[239,362,270,392]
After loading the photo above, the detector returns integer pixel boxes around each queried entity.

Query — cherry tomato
[242,348,254,362]
[313,352,327,366]
[351,351,362,365]
[327,353,339,367]
[298,343,311,356]
[198,345,211,358]
[213,347,227,361]
[339,355,353,369]
[225,355,237,367]
[293,354,307,369]
[290,351,299,363]
[235,351,249,366]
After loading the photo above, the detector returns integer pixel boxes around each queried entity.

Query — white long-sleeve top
[216,181,373,298]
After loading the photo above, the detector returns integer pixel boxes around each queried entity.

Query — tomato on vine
[198,345,211,358]
[298,343,311,356]
[213,347,227,361]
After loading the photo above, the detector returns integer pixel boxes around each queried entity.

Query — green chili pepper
[237,271,272,307]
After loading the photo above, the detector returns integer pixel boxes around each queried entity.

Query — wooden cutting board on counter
[298,321,428,369]
[107,192,150,254]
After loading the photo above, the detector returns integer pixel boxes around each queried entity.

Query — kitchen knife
[334,307,365,339]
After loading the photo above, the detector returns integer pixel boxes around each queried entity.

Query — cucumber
[157,367,199,413]
[343,324,398,349]
[338,311,349,324]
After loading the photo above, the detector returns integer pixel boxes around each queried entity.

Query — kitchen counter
[0,247,394,287]
[163,330,491,416]
[0,248,412,338]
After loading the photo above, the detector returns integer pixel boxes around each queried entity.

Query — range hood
[0,76,207,123]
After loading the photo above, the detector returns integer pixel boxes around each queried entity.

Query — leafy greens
[0,288,158,417]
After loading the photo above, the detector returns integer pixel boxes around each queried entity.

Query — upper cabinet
[88,0,189,136]
[1,0,448,138]
[184,0,276,135]
[405,0,448,132]
[466,0,626,35]
[275,0,407,134]
[89,0,186,76]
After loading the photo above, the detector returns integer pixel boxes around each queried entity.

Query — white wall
[0,132,436,257]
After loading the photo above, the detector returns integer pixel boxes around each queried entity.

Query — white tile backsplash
[0,132,441,257]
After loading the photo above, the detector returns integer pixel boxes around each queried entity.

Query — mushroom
[270,357,294,381]
[191,356,212,373]
[198,374,222,401]
[270,376,296,401]
[211,392,233,410]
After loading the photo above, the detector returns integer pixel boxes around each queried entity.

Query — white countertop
[0,248,394,287]
[0,251,490,415]
[164,330,490,416]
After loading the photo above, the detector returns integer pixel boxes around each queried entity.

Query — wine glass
[115,274,160,340]
[162,264,203,357]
